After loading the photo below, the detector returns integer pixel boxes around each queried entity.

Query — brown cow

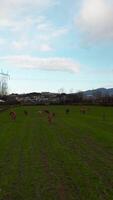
[44,110,50,114]
[80,107,87,114]
[9,111,16,120]
[48,112,53,124]
[38,110,44,116]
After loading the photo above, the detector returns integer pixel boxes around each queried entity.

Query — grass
[0,105,113,199]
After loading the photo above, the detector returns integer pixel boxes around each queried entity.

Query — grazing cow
[38,110,43,116]
[66,109,70,114]
[80,107,87,114]
[48,112,53,124]
[24,110,28,116]
[44,110,50,114]
[9,111,16,120]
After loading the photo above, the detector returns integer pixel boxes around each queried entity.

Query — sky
[0,0,113,93]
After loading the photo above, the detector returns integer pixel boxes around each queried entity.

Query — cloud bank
[0,56,80,73]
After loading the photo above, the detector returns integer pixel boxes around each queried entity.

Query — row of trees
[1,90,113,106]
[59,91,113,106]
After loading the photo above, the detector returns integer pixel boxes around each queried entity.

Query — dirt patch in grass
[40,149,70,199]
[39,149,57,197]
[58,181,67,200]
[40,150,51,178]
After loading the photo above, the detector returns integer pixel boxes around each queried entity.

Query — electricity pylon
[0,71,9,95]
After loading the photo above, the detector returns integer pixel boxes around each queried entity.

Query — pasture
[0,105,113,200]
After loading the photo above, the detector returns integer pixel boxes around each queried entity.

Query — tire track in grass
[11,109,47,200]
[40,148,68,200]
[44,133,89,200]
[38,119,83,200]
[0,107,39,200]
[37,117,71,200]
[14,108,59,200]
[39,139,58,199]
[58,181,67,200]
[40,150,69,200]
[41,107,94,199]
[50,106,113,199]
[59,114,113,166]
[63,117,113,177]
[53,115,113,199]
[32,112,59,200]
[0,109,30,200]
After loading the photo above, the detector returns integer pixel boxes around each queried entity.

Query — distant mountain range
[83,88,113,96]
[9,88,113,97]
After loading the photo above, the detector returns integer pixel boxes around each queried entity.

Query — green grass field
[0,106,113,200]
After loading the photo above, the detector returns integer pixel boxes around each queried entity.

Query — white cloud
[0,55,80,73]
[37,44,54,52]
[38,27,69,43]
[11,38,54,52]
[0,0,58,16]
[7,17,69,52]
[37,26,69,46]
[76,0,113,42]
[37,19,69,37]
[0,0,69,53]
[12,40,53,52]
[0,38,6,45]
[12,41,29,50]
[0,0,58,31]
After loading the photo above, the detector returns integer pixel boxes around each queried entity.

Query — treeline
[1,91,113,106]
[62,92,113,106]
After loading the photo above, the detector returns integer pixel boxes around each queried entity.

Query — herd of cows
[9,106,88,124]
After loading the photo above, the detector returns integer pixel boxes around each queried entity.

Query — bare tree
[58,88,65,94]
[69,88,74,94]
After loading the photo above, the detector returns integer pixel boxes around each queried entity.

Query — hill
[83,88,113,96]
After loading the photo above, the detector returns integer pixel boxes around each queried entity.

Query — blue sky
[0,0,113,93]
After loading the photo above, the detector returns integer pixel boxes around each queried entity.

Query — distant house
[0,99,5,104]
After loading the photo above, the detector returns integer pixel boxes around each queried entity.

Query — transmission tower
[0,71,9,95]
